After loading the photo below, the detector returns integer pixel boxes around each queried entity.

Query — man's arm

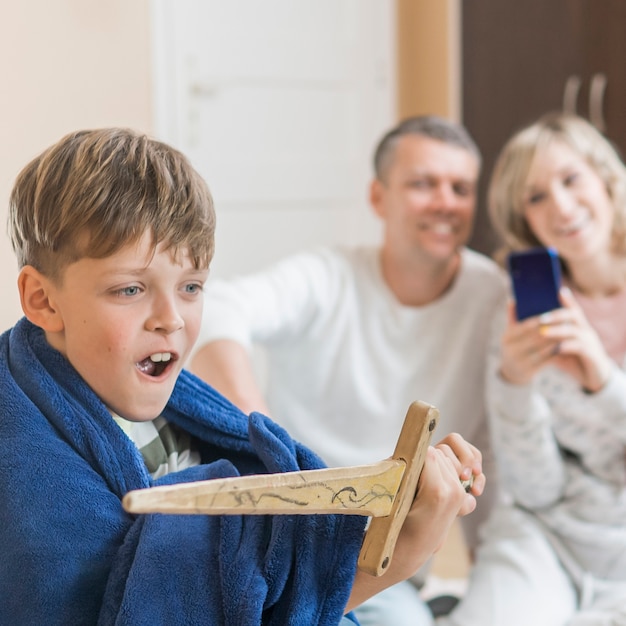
[190,339,270,415]
[189,251,337,416]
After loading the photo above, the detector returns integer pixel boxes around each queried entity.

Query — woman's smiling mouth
[555,213,590,237]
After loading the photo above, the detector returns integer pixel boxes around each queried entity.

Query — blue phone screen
[507,247,562,320]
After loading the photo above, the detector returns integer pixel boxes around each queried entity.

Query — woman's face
[521,140,615,264]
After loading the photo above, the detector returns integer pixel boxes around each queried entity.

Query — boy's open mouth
[136,352,175,377]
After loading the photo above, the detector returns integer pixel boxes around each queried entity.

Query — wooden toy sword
[123,400,439,576]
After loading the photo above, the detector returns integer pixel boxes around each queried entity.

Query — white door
[151,0,396,278]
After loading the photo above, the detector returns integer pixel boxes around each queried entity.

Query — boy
[0,128,482,625]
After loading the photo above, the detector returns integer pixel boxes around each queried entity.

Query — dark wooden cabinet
[462,0,626,255]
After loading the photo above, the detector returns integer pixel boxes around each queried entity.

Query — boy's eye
[116,285,141,297]
[184,283,203,295]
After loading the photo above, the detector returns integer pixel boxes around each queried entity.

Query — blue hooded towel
[0,318,366,625]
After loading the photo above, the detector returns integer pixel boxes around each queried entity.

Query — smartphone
[507,247,562,320]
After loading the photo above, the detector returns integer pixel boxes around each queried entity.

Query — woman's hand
[498,299,560,385]
[499,287,612,392]
[538,287,612,392]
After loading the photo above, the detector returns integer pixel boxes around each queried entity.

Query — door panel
[585,0,626,156]
[151,0,395,277]
[462,0,584,255]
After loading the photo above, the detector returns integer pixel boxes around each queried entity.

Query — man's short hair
[373,115,482,182]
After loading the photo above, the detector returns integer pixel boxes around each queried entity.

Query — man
[190,116,506,626]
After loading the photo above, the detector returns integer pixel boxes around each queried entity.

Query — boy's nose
[145,298,184,333]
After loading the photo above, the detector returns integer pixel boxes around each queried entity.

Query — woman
[439,112,626,626]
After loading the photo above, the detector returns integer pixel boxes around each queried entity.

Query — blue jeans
[352,580,434,626]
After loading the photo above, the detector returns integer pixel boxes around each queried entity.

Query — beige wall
[396,0,460,121]
[0,1,459,333]
[0,0,152,332]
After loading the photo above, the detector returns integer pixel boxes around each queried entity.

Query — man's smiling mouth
[431,222,454,235]
[136,352,175,377]
[417,221,456,235]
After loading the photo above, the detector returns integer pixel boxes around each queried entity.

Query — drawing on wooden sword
[123,401,470,577]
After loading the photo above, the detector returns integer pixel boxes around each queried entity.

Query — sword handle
[357,401,439,576]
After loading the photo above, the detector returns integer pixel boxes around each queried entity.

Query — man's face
[372,135,479,263]
[42,233,209,422]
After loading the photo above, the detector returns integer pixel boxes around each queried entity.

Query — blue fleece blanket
[0,318,366,625]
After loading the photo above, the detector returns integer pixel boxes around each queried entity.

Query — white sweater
[196,246,507,545]
[487,297,626,579]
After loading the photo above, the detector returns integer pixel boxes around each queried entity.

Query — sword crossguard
[122,400,439,578]
[357,401,439,576]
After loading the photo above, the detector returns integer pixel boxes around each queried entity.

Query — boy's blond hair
[8,128,216,281]
[488,112,626,267]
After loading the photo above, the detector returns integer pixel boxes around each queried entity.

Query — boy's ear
[18,266,65,332]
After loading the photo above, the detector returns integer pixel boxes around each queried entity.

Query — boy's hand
[397,433,484,572]
[433,432,485,503]
[346,433,484,613]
